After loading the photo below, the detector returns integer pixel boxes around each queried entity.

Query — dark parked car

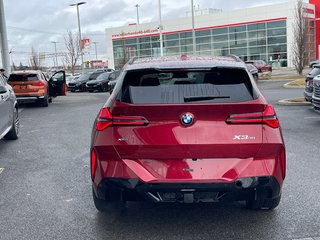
[90,56,286,213]
[86,71,116,92]
[106,71,121,93]
[246,63,259,81]
[68,71,103,92]
[0,74,19,140]
[304,64,320,102]
[245,60,272,73]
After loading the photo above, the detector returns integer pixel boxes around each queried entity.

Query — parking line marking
[18,108,24,114]
[0,168,4,175]
[292,238,320,240]
[292,238,313,240]
[304,117,320,119]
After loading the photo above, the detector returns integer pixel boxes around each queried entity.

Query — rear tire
[41,93,49,107]
[246,195,281,210]
[92,187,126,214]
[102,84,108,92]
[4,107,19,140]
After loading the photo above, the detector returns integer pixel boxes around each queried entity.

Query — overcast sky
[3,0,294,67]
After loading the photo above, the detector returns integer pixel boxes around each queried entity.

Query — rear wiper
[184,95,230,102]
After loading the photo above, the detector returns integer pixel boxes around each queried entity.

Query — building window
[212,27,228,35]
[111,19,291,69]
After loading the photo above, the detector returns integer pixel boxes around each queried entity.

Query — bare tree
[30,47,45,70]
[64,31,80,74]
[292,0,307,75]
[116,33,131,69]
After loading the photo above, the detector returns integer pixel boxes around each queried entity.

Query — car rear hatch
[99,68,274,182]
[8,73,43,95]
[111,102,264,159]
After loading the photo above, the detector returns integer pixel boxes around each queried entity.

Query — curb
[283,81,305,89]
[277,98,312,106]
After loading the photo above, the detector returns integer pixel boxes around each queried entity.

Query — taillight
[32,82,45,87]
[280,147,286,179]
[226,104,279,128]
[91,148,97,181]
[95,107,148,131]
[262,105,279,128]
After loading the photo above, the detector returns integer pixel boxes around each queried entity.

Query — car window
[42,73,47,81]
[96,72,110,80]
[309,67,320,76]
[109,73,115,79]
[0,75,5,86]
[8,74,39,82]
[77,73,92,81]
[90,72,103,80]
[120,68,255,104]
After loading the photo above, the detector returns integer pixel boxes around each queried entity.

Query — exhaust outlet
[235,178,257,188]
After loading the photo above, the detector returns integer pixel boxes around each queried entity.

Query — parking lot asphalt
[0,82,320,240]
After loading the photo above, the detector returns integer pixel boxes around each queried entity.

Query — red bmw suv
[90,56,286,212]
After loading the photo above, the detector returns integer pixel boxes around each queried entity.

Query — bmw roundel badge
[181,113,194,126]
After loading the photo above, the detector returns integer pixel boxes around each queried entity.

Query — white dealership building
[105,1,319,70]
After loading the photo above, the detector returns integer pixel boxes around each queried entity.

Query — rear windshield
[8,74,38,82]
[120,68,256,104]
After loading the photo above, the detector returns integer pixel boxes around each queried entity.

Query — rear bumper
[86,84,102,91]
[68,86,79,91]
[94,176,281,203]
[16,95,44,103]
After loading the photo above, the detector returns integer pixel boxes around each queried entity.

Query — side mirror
[0,85,7,94]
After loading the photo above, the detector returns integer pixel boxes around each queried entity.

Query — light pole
[9,47,14,70]
[191,0,196,55]
[69,2,86,70]
[158,0,163,57]
[0,0,11,74]
[135,4,140,24]
[93,41,98,61]
[51,41,58,70]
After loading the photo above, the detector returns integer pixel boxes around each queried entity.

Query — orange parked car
[7,70,66,107]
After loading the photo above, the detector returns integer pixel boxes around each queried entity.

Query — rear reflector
[280,147,286,179]
[226,104,279,128]
[91,148,97,181]
[95,107,148,131]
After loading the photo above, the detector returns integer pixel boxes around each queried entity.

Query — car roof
[11,70,41,75]
[124,56,247,71]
